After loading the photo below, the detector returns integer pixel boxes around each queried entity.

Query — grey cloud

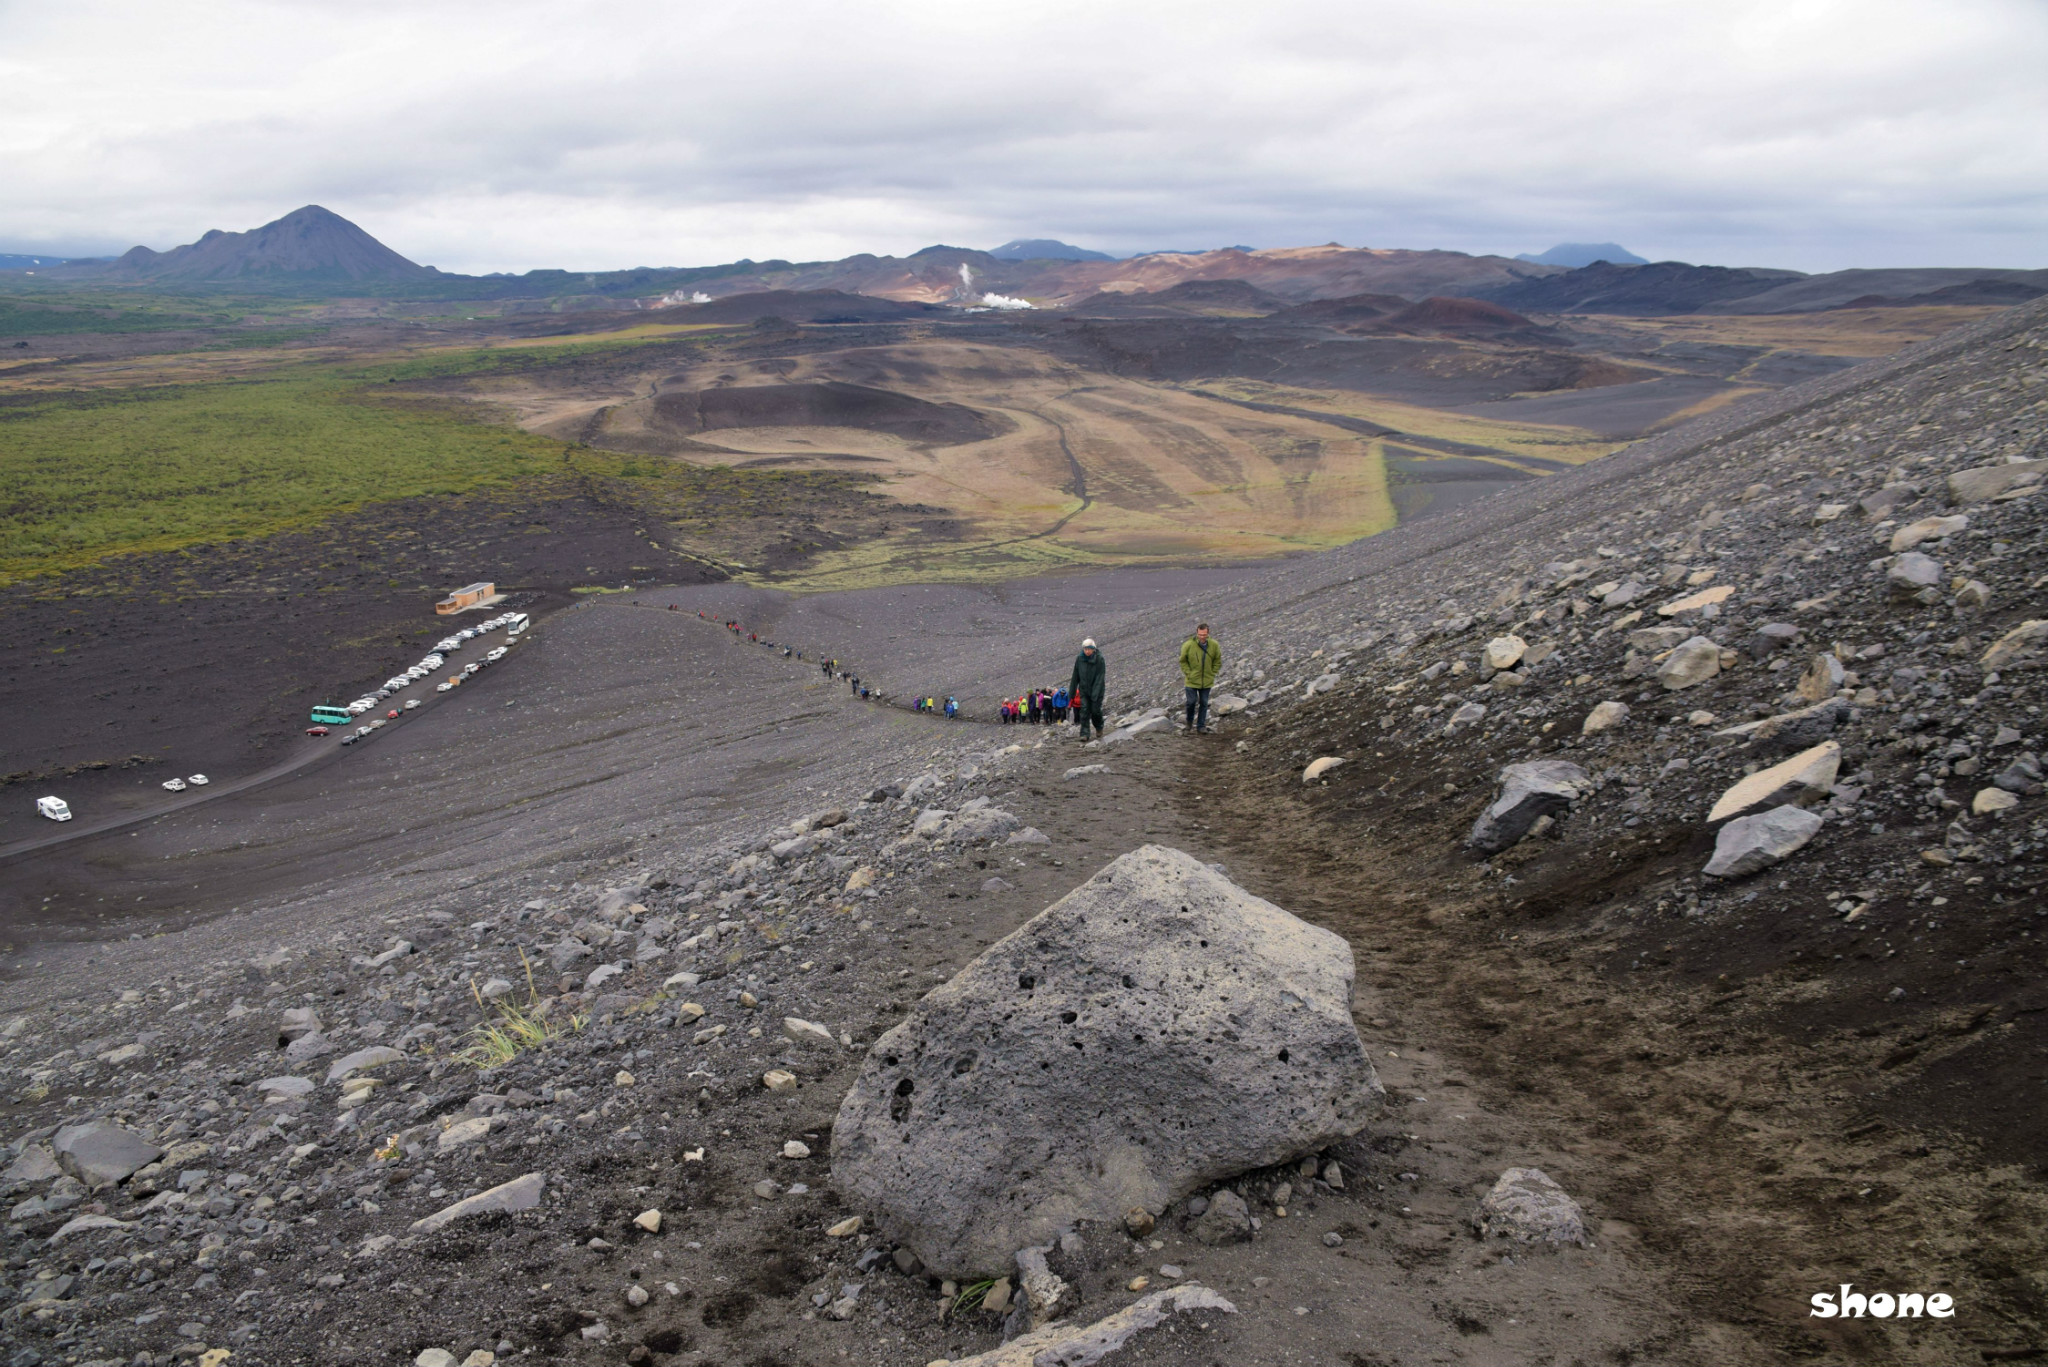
[3,0,2043,273]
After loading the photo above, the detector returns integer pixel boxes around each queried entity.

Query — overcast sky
[3,0,2044,274]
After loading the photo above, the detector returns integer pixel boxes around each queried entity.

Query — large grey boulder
[831,846,1382,1277]
[52,1122,162,1191]
[1704,804,1823,878]
[1467,761,1590,854]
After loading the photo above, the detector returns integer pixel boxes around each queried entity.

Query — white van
[36,796,71,821]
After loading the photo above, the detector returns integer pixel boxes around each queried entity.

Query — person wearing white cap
[1068,638,1106,740]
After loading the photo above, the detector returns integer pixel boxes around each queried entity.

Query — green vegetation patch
[0,370,584,584]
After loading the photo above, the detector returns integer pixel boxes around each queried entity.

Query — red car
[305,725,329,736]
[386,709,400,720]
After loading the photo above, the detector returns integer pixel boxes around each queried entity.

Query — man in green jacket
[1069,638,1106,740]
[1179,622,1222,734]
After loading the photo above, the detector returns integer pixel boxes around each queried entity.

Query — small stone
[783,1140,812,1159]
[1124,1207,1156,1238]
[982,1278,1012,1315]
[1323,1231,1344,1248]
[827,1216,863,1237]
[739,991,759,1009]
[416,1351,457,1367]
[634,1209,662,1233]
[754,1180,778,1199]
[614,1071,635,1087]
[1128,1275,1151,1292]
[893,1247,924,1276]
[437,1116,494,1153]
[1973,788,2020,815]
[1920,848,1954,867]
[1472,1167,1586,1247]
[782,1017,836,1048]
[1890,514,1967,553]
[1158,1263,1184,1279]
[763,1069,798,1093]
[1655,636,1722,690]
[1321,1161,1344,1190]
[461,1354,496,1367]
[1301,756,1346,784]
[1889,552,1943,602]
[1656,585,1734,618]
[1194,1189,1253,1246]
[625,1283,650,1307]
[1581,701,1630,735]
[1688,710,1717,726]
[1796,653,1846,703]
[1483,635,1527,671]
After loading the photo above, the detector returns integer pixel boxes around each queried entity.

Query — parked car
[436,681,454,693]
[340,733,359,746]
[36,796,71,821]
[306,725,330,736]
[163,777,187,792]
[187,774,209,786]
[486,647,508,662]
[387,709,400,720]
[403,699,420,711]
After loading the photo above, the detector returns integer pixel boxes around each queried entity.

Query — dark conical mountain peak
[102,205,433,284]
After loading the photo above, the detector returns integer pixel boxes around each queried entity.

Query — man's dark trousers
[1184,687,1211,731]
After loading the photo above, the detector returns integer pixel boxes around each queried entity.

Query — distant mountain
[989,239,1115,262]
[76,206,436,285]
[1515,243,1649,268]
[1474,260,1805,316]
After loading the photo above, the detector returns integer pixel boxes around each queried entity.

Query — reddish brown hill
[1385,296,1541,334]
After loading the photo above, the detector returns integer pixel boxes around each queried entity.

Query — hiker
[1051,683,1069,723]
[1026,691,1040,724]
[1179,622,1222,734]
[944,696,958,718]
[1069,638,1106,740]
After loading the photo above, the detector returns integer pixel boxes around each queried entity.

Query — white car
[486,646,508,662]
[187,774,209,786]
[436,681,455,693]
[403,699,420,710]
[36,796,70,822]
[458,628,478,640]
[163,777,187,792]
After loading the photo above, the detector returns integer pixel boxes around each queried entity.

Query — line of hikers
[675,605,1225,739]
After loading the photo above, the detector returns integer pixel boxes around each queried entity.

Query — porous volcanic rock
[830,845,1382,1277]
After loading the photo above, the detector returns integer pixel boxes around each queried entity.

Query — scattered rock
[831,846,1381,1276]
[410,1172,546,1233]
[1656,585,1734,618]
[1655,636,1722,690]
[1889,552,1943,602]
[1948,459,2046,504]
[1982,620,2048,670]
[1472,1168,1587,1248]
[52,1120,162,1190]
[782,1017,836,1048]
[1483,635,1527,671]
[1889,514,1967,552]
[1581,701,1630,735]
[1973,788,2020,815]
[1193,1188,1253,1246]
[1302,756,1346,783]
[634,1209,662,1232]
[1704,804,1824,878]
[762,1070,798,1094]
[1708,741,1841,822]
[1467,761,1590,854]
[327,1045,407,1083]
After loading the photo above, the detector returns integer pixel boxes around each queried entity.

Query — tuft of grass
[948,1279,1001,1319]
[453,949,585,1068]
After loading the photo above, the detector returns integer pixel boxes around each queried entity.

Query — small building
[436,581,495,615]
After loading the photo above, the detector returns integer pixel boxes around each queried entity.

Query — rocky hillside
[0,297,2041,1367]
